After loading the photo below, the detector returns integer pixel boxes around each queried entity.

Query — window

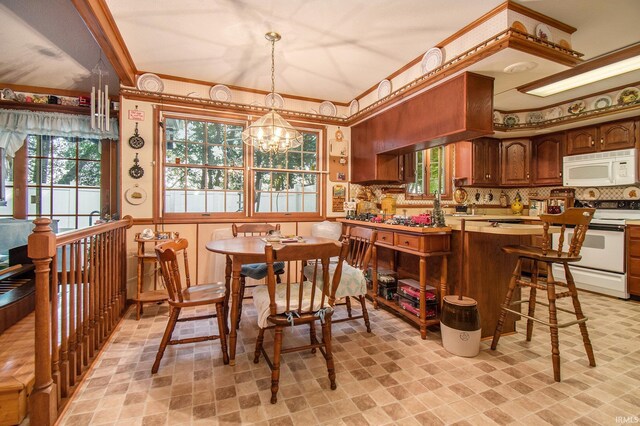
[406,145,452,200]
[0,153,13,214]
[163,117,245,215]
[161,111,323,218]
[25,135,103,230]
[252,132,320,215]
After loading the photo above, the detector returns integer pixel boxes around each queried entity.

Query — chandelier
[242,32,302,154]
[90,55,110,132]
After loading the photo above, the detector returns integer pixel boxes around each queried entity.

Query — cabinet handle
[381,236,387,241]
[590,137,595,146]
[600,138,604,145]
[488,174,491,179]
[403,240,410,245]
[559,171,562,177]
[526,173,529,179]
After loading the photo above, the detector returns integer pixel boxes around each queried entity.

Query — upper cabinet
[532,133,564,186]
[500,139,531,186]
[454,138,500,187]
[566,119,636,155]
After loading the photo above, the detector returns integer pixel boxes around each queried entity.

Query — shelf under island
[338,218,555,339]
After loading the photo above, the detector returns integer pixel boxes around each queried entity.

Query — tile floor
[58,289,640,425]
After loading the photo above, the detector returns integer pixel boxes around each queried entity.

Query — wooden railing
[28,216,133,425]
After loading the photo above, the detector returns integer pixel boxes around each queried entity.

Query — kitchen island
[339,217,554,339]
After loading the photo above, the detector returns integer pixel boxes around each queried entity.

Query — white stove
[553,200,636,299]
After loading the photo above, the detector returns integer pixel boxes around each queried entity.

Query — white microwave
[563,148,637,187]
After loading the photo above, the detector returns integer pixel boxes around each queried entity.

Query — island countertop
[446,218,556,235]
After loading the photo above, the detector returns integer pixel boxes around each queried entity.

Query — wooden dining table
[206,235,334,365]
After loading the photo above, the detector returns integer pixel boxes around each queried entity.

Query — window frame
[405,144,453,201]
[157,107,325,221]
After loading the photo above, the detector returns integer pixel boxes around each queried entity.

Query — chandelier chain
[270,38,276,108]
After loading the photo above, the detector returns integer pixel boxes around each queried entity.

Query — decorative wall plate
[128,122,145,149]
[503,114,519,127]
[421,47,443,74]
[623,186,640,200]
[535,24,552,42]
[493,111,502,124]
[125,185,147,205]
[526,111,545,124]
[209,84,232,102]
[545,106,563,120]
[558,39,571,49]
[510,21,527,33]
[319,101,337,117]
[129,153,144,179]
[349,99,359,115]
[592,96,612,110]
[617,87,639,105]
[581,187,600,201]
[377,79,392,99]
[568,100,586,115]
[264,93,284,109]
[136,73,164,93]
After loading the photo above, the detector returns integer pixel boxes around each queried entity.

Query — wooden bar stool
[491,208,596,382]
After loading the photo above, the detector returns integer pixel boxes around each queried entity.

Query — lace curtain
[0,109,119,157]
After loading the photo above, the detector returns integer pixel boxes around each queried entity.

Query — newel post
[29,218,58,425]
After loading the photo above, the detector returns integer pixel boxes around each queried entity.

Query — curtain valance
[0,109,118,157]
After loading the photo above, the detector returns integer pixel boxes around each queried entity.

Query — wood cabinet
[532,133,564,185]
[454,138,500,186]
[500,139,531,186]
[566,119,636,155]
[626,225,640,297]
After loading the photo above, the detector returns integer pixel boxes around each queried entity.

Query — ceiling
[1,0,640,113]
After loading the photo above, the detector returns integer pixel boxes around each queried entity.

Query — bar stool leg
[491,258,522,350]
[564,263,596,368]
[526,260,539,342]
[545,264,561,382]
[345,296,352,318]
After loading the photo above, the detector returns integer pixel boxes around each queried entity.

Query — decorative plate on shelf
[125,185,147,205]
[617,87,639,105]
[558,39,571,49]
[567,100,586,115]
[535,23,552,42]
[503,114,519,127]
[592,96,612,110]
[377,79,392,99]
[209,85,232,102]
[510,21,527,33]
[264,93,284,109]
[493,111,502,124]
[421,47,443,74]
[526,111,545,124]
[545,106,564,120]
[136,73,164,93]
[623,186,640,200]
[319,101,337,117]
[581,187,601,201]
[349,99,359,115]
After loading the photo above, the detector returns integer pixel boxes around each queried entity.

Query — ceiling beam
[71,0,137,87]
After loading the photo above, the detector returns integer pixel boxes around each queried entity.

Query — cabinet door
[484,139,500,185]
[600,120,636,151]
[500,139,531,186]
[532,133,564,185]
[350,122,374,183]
[566,127,598,155]
[627,225,640,297]
[472,140,488,184]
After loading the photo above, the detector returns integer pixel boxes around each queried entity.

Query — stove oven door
[553,225,625,273]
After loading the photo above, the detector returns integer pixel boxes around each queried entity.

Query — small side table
[134,232,178,319]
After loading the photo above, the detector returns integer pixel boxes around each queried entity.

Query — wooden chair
[329,226,377,332]
[491,208,596,382]
[232,223,285,327]
[152,238,229,373]
[252,239,349,403]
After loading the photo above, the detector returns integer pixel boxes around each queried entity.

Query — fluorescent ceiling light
[518,43,640,97]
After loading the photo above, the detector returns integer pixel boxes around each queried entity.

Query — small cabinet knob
[600,138,604,145]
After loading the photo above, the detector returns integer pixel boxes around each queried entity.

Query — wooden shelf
[374,295,440,327]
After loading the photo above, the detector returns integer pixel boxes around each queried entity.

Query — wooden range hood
[351,72,494,184]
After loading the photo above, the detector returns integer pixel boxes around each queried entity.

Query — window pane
[226,146,243,167]
[255,172,271,191]
[0,185,13,216]
[303,173,316,190]
[206,192,225,212]
[187,121,205,142]
[303,194,317,212]
[254,192,271,212]
[288,173,302,189]
[27,136,40,157]
[303,134,317,152]
[165,167,186,189]
[78,161,100,186]
[208,123,224,145]
[186,168,205,189]
[52,137,76,158]
[207,145,224,166]
[77,188,100,214]
[166,118,186,141]
[254,150,270,168]
[272,172,286,191]
[78,139,101,160]
[28,187,50,215]
[227,170,243,190]
[166,142,185,163]
[28,158,49,185]
[226,192,243,212]
[165,190,186,213]
[52,187,76,214]
[302,153,316,170]
[54,216,75,233]
[186,190,205,211]
[226,125,243,145]
[287,152,301,170]
[187,143,205,164]
[52,159,75,185]
[207,169,224,190]
[271,153,286,169]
